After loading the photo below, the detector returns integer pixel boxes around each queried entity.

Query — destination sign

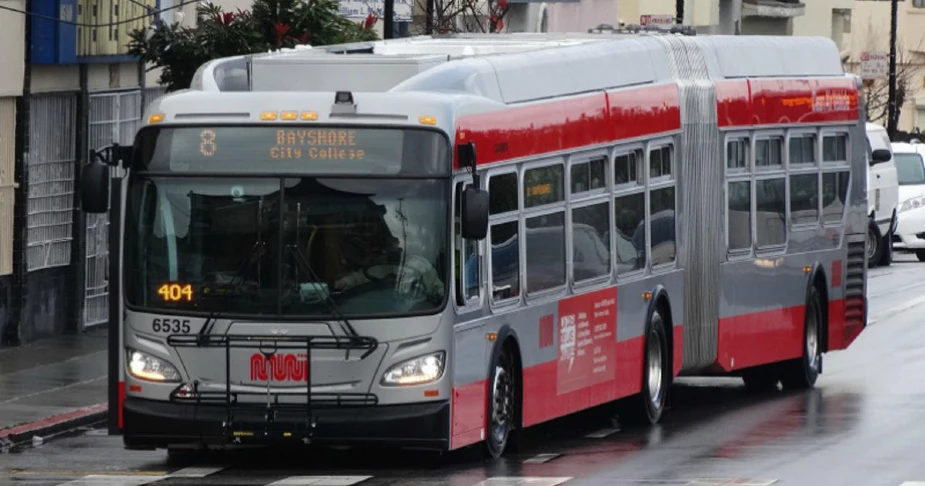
[140,126,448,176]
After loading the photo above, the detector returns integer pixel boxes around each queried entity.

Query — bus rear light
[127,348,181,383]
[380,351,445,386]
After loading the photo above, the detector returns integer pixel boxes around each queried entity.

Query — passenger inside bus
[332,231,444,303]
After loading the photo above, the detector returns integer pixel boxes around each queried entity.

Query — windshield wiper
[197,240,268,343]
[286,244,361,360]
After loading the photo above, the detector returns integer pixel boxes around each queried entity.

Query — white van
[889,140,925,261]
[866,122,899,267]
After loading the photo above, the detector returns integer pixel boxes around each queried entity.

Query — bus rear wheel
[484,348,517,459]
[780,286,823,390]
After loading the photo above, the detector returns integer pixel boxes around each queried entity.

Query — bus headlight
[127,348,181,383]
[380,351,445,386]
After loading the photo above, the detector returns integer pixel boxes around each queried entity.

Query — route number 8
[200,129,216,156]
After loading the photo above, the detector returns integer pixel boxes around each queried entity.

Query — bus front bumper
[122,396,450,451]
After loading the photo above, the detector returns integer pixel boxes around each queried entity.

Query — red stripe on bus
[118,381,125,429]
[453,84,682,169]
[716,78,860,128]
[673,324,684,377]
[715,304,806,371]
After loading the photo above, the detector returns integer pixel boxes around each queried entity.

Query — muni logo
[249,353,308,381]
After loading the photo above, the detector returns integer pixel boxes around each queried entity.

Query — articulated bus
[79,30,874,459]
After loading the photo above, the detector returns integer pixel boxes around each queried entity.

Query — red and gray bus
[79,30,873,459]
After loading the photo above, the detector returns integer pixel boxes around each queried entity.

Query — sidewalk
[0,326,109,447]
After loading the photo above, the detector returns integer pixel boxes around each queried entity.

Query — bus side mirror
[458,141,488,240]
[461,187,488,240]
[871,148,892,165]
[80,159,110,214]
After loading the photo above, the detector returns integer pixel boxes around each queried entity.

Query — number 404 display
[158,283,193,302]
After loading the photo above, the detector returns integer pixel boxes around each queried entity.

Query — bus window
[727,138,749,170]
[524,163,566,293]
[727,180,752,251]
[615,150,642,187]
[823,134,848,162]
[650,187,676,265]
[488,172,520,303]
[789,134,817,165]
[570,157,607,193]
[756,178,787,247]
[822,171,850,223]
[525,213,566,292]
[524,164,565,208]
[790,173,820,225]
[455,181,481,306]
[756,137,784,167]
[614,192,645,274]
[572,201,611,282]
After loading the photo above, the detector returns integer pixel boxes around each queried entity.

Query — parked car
[889,140,925,261]
[866,122,899,267]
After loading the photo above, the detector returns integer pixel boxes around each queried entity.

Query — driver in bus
[333,235,444,302]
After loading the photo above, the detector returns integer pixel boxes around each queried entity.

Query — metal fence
[82,86,166,327]
[27,92,79,272]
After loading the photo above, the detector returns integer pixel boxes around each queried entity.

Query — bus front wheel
[484,348,517,459]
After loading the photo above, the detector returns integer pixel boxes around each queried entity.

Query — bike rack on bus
[166,333,379,444]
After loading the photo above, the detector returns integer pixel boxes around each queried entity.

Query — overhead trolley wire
[0,0,203,28]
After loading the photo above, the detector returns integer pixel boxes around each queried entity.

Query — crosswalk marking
[522,453,561,463]
[683,480,778,486]
[470,478,572,486]
[56,475,168,485]
[584,427,619,438]
[166,466,228,478]
[267,476,372,486]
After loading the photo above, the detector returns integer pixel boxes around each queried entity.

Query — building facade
[844,0,925,133]
[0,0,169,345]
[0,0,27,343]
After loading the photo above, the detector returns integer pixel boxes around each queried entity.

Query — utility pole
[384,0,394,39]
[676,0,684,24]
[426,0,434,34]
[888,0,898,139]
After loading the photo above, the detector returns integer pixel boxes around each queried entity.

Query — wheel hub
[490,365,512,442]
[807,303,820,371]
[647,335,663,406]
[867,228,877,260]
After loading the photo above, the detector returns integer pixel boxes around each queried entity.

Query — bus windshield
[123,126,450,319]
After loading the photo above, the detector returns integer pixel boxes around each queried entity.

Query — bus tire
[621,307,670,425]
[484,347,517,459]
[780,286,823,390]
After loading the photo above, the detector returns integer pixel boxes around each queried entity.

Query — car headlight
[127,348,182,383]
[900,195,925,213]
[380,351,445,386]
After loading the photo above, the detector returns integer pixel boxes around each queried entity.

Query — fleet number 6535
[152,318,191,334]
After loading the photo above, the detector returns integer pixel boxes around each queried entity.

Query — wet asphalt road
[4,254,925,486]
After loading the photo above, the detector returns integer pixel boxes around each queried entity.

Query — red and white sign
[250,352,308,381]
[556,287,617,395]
[640,14,675,30]
[860,51,888,80]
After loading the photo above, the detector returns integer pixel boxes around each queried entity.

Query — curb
[0,403,108,447]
